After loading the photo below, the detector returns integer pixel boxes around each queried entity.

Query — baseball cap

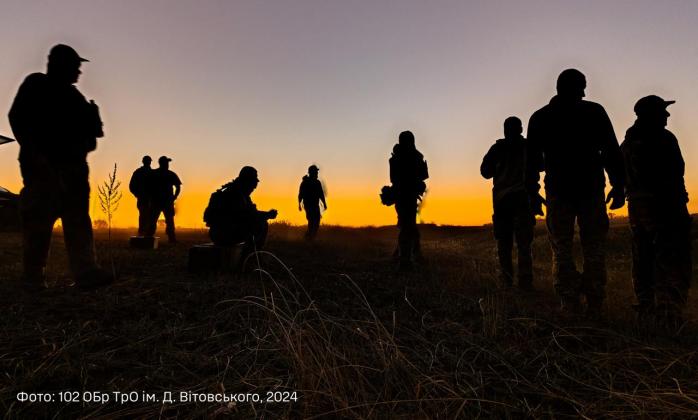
[158,156,172,164]
[48,44,89,64]
[634,95,675,116]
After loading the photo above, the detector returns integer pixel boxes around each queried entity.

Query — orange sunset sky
[1,1,697,228]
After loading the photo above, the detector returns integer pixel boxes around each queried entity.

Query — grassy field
[1,221,697,418]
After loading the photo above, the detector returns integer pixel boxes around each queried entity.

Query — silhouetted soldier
[8,44,112,290]
[481,117,536,289]
[151,156,181,243]
[204,166,278,259]
[390,131,429,270]
[621,95,692,327]
[526,69,625,316]
[129,155,155,236]
[298,165,327,240]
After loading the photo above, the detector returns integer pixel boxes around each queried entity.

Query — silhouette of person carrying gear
[621,95,692,327]
[526,69,625,317]
[204,166,278,259]
[481,117,536,290]
[298,165,327,240]
[8,44,112,290]
[129,155,155,236]
[150,156,181,243]
[390,131,429,271]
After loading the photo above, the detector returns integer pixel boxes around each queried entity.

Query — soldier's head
[556,69,586,100]
[238,166,259,195]
[142,155,152,168]
[308,165,319,179]
[47,44,88,85]
[158,156,171,170]
[634,95,674,128]
[503,117,522,139]
[398,131,415,150]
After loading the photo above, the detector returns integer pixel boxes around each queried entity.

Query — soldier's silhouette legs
[136,199,153,236]
[396,199,418,270]
[494,192,534,287]
[577,195,609,311]
[162,203,176,243]
[305,205,321,240]
[630,201,691,324]
[19,160,98,282]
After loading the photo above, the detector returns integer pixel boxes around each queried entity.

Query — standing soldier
[621,95,692,327]
[481,117,537,290]
[526,69,625,316]
[390,131,429,271]
[129,155,154,236]
[151,156,181,243]
[8,44,112,290]
[298,165,327,240]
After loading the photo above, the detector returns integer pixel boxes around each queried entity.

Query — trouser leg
[19,158,58,279]
[516,224,534,286]
[396,200,417,266]
[137,199,152,236]
[546,197,579,299]
[163,203,176,242]
[496,233,514,285]
[578,195,609,308]
[60,167,97,276]
[654,213,692,312]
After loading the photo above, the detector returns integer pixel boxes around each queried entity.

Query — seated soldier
[204,166,277,256]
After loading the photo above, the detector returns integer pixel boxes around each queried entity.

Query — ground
[1,222,697,418]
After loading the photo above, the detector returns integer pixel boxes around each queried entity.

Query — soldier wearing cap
[298,165,327,240]
[621,95,691,326]
[205,166,278,259]
[526,69,625,316]
[129,155,155,236]
[481,116,537,289]
[8,44,111,290]
[150,156,181,242]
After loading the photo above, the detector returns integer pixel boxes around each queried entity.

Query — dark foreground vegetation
[1,222,697,418]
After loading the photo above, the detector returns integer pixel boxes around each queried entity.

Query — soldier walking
[526,69,625,316]
[151,156,181,243]
[621,95,692,327]
[481,117,537,289]
[390,131,429,271]
[298,165,327,240]
[8,44,112,290]
[129,155,155,236]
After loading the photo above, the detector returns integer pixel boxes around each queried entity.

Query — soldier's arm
[667,131,688,202]
[524,114,543,197]
[319,182,327,209]
[480,144,499,179]
[598,106,625,190]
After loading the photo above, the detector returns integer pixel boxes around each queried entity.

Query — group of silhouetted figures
[481,69,691,326]
[5,45,692,329]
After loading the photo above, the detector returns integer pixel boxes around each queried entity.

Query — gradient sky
[1,0,697,228]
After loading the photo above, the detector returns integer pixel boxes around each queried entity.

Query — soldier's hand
[268,209,278,219]
[606,187,626,210]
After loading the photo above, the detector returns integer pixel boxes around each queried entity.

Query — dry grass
[1,222,697,418]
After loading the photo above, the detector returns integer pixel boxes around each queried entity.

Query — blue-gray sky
[1,0,696,226]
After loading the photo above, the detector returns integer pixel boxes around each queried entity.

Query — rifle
[0,134,15,145]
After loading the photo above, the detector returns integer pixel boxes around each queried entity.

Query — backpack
[203,184,229,227]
